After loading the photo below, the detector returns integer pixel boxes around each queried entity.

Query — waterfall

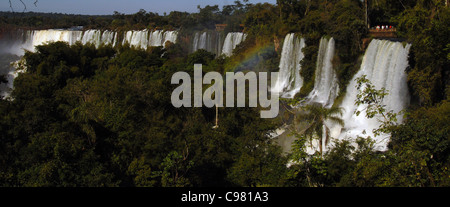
[123,30,149,49]
[162,31,178,47]
[191,31,223,55]
[21,29,84,53]
[101,30,117,47]
[221,32,247,57]
[81,29,102,47]
[1,28,179,56]
[306,37,339,107]
[272,33,306,99]
[193,32,207,52]
[331,39,411,150]
[0,28,178,98]
[20,29,119,50]
[122,30,178,48]
[7,29,179,53]
[0,59,24,98]
[148,30,162,47]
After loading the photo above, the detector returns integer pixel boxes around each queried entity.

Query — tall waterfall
[332,39,411,150]
[306,37,339,107]
[272,33,306,98]
[221,32,247,57]
[191,31,223,55]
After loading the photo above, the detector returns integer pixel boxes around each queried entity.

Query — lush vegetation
[0,42,287,186]
[0,0,448,187]
[0,1,252,31]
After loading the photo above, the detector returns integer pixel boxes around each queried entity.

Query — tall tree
[297,103,344,156]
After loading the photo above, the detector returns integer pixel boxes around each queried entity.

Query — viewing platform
[215,24,244,31]
[368,28,397,38]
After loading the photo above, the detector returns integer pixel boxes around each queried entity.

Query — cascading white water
[81,29,103,47]
[0,58,25,98]
[122,30,177,49]
[192,32,201,52]
[191,31,223,55]
[21,29,84,53]
[148,30,162,47]
[272,33,306,98]
[2,28,179,56]
[162,31,178,47]
[221,32,247,57]
[306,37,339,107]
[12,29,178,53]
[123,30,149,49]
[194,32,207,51]
[331,39,411,150]
[101,30,117,47]
[19,29,115,54]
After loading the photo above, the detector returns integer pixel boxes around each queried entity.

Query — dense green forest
[0,0,449,187]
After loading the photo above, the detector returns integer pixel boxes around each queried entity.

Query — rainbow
[224,40,277,73]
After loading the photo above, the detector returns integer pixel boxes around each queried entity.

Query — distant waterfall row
[2,29,247,57]
[0,29,247,98]
[4,29,178,56]
[273,33,411,150]
[190,31,247,57]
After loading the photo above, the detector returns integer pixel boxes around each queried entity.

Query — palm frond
[327,116,344,127]
[326,106,343,116]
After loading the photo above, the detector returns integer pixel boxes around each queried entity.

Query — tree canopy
[0,0,449,187]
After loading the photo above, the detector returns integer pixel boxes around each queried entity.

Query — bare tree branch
[9,0,13,12]
[8,0,38,12]
[19,0,26,12]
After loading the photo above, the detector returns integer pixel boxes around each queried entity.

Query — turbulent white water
[221,32,247,57]
[331,39,411,150]
[306,37,339,108]
[191,31,223,55]
[272,33,306,98]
